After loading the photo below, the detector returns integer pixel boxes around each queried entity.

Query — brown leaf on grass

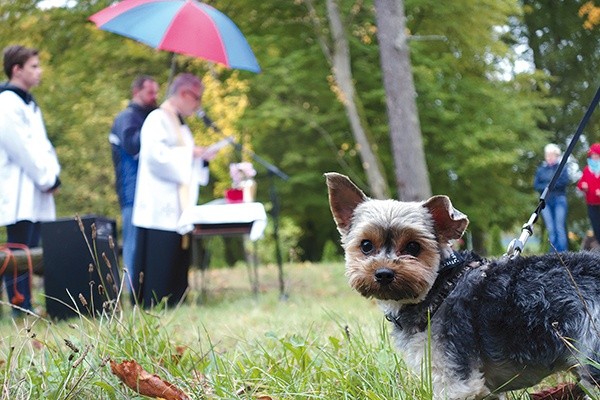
[175,345,186,356]
[171,345,187,365]
[159,345,187,367]
[529,382,586,400]
[110,359,190,400]
[256,396,274,400]
[31,339,44,351]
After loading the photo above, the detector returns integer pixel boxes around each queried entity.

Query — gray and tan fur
[326,172,600,400]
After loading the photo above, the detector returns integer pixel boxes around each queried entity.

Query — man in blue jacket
[109,75,159,292]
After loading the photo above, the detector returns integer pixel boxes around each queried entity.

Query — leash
[506,85,600,259]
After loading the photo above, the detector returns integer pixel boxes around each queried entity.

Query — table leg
[243,236,259,296]
[192,237,210,302]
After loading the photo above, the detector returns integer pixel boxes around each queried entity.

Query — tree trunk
[307,0,389,199]
[374,0,431,201]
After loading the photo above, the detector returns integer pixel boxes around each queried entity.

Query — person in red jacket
[577,143,600,243]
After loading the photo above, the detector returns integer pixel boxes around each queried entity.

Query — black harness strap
[386,252,478,332]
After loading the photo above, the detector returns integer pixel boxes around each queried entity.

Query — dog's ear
[325,172,368,235]
[423,195,469,241]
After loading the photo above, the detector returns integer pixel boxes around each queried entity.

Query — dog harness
[385,251,482,332]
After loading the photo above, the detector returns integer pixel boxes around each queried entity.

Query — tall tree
[304,0,389,199]
[217,0,365,259]
[374,0,431,201]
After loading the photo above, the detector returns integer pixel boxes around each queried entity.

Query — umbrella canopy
[89,0,260,73]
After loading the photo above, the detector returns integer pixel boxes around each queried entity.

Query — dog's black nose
[375,268,394,284]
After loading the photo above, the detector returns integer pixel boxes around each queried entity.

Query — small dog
[326,172,600,400]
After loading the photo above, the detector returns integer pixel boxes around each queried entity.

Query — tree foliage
[520,0,600,235]
[0,0,577,258]
[579,1,600,29]
[521,0,600,143]
[400,0,553,249]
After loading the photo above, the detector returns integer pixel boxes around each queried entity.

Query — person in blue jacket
[533,143,571,252]
[109,75,159,292]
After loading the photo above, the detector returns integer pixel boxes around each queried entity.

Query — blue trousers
[121,205,138,292]
[4,220,40,315]
[540,195,568,252]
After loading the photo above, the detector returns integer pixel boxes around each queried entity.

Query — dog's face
[325,173,469,303]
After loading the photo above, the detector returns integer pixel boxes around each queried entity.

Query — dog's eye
[360,240,374,255]
[403,241,421,257]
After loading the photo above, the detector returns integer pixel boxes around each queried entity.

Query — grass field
[0,261,578,399]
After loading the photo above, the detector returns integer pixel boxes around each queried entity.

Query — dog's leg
[430,362,491,400]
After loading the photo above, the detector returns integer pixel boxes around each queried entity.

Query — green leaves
[0,0,589,257]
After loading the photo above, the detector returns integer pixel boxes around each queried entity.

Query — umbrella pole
[167,53,177,87]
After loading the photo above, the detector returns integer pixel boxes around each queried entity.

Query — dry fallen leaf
[529,383,586,400]
[31,339,44,351]
[167,345,187,366]
[110,359,190,400]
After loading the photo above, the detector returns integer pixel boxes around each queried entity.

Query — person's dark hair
[131,74,156,93]
[167,73,202,97]
[3,45,38,79]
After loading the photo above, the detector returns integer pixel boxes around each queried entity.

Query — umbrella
[89,0,261,74]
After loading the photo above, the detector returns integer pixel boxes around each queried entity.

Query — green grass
[0,262,579,399]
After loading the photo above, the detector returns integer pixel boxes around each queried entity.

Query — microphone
[196,108,241,152]
[196,108,217,130]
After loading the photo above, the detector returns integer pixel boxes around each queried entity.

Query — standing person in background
[533,143,570,252]
[132,73,216,308]
[0,45,61,315]
[109,75,159,292]
[577,143,600,245]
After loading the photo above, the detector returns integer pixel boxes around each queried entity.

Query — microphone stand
[200,113,289,300]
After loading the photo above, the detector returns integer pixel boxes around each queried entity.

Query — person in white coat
[0,45,61,315]
[131,73,215,308]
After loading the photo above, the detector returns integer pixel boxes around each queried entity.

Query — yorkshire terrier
[326,172,600,400]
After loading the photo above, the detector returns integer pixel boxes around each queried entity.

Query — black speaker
[41,215,120,320]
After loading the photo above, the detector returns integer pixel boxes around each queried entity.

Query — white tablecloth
[177,201,267,241]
